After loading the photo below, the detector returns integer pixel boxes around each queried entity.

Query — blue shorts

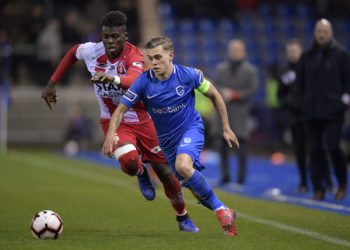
[161,121,206,182]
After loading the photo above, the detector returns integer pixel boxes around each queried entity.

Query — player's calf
[114,143,155,200]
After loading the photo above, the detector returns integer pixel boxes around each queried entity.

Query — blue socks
[187,170,224,210]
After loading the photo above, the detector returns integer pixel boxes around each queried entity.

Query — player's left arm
[199,78,239,149]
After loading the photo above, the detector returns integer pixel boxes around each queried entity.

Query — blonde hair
[146,36,174,51]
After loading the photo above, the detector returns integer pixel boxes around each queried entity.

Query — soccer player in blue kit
[102,36,239,236]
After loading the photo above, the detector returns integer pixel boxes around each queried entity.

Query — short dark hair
[101,11,127,28]
[146,36,174,51]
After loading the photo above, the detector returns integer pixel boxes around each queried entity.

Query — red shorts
[100,119,167,163]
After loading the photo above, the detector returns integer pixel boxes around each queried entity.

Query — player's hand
[91,71,114,84]
[223,127,240,149]
[41,80,58,110]
[102,133,118,158]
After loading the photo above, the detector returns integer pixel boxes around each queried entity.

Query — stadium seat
[162,19,177,36]
[198,18,215,34]
[179,18,196,34]
[240,18,255,36]
[295,4,313,20]
[276,3,294,18]
[256,3,270,19]
[159,3,174,18]
[218,18,237,34]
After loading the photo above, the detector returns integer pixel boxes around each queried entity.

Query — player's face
[102,26,128,59]
[147,45,174,80]
[314,21,333,45]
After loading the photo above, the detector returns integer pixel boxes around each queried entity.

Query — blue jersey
[120,64,204,151]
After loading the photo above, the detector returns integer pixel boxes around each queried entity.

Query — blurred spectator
[63,105,93,155]
[27,4,45,43]
[295,19,350,201]
[264,65,289,156]
[85,0,108,24]
[81,21,100,43]
[0,28,12,105]
[214,39,258,184]
[115,0,139,43]
[61,10,81,45]
[277,39,309,193]
[36,19,62,85]
[138,43,152,70]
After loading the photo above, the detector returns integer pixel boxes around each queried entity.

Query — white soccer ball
[30,210,63,239]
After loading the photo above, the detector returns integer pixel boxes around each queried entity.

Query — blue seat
[179,18,196,34]
[257,4,270,19]
[245,39,258,54]
[181,51,199,67]
[296,4,313,19]
[162,19,177,36]
[218,18,237,34]
[276,3,294,18]
[240,18,255,36]
[159,3,174,18]
[249,57,261,67]
[198,18,215,34]
[263,21,277,36]
[279,20,296,38]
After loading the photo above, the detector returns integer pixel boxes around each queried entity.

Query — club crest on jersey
[176,86,185,96]
[117,62,125,75]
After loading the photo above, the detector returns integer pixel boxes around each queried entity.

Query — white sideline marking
[236,212,350,247]
[206,177,350,213]
[7,151,350,248]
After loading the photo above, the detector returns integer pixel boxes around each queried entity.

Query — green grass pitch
[1,150,350,250]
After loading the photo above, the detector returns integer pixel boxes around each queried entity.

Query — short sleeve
[75,42,96,60]
[120,75,143,108]
[192,68,210,93]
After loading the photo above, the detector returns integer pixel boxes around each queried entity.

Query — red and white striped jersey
[75,41,150,124]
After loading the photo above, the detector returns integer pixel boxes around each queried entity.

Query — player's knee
[151,163,173,183]
[175,162,193,178]
[175,154,194,178]
[114,144,141,176]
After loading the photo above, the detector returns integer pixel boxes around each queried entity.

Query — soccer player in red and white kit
[41,10,199,232]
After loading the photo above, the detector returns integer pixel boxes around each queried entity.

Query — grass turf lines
[1,150,350,250]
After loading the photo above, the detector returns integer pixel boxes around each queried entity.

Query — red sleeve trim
[50,44,80,83]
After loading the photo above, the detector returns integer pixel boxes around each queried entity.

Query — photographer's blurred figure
[214,39,258,185]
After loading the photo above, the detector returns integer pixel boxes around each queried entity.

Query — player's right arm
[102,103,129,158]
[41,44,81,110]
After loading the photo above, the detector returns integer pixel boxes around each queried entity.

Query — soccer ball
[30,210,63,239]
